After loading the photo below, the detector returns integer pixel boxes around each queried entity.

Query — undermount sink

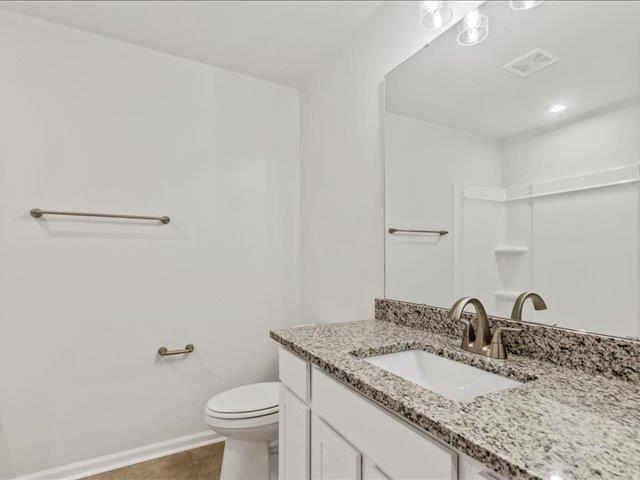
[364,350,522,402]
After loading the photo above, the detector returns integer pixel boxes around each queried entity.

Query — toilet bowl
[205,382,279,480]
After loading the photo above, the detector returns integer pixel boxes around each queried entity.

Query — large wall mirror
[383,1,640,339]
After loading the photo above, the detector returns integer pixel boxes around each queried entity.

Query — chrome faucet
[511,292,547,321]
[448,297,522,360]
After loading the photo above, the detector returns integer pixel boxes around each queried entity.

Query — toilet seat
[205,410,278,430]
[206,404,278,419]
[205,381,279,420]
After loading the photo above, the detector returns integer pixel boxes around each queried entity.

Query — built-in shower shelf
[494,290,521,301]
[494,246,528,255]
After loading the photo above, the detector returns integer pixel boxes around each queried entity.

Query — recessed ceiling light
[419,1,453,30]
[510,1,543,10]
[457,7,489,46]
[549,104,566,113]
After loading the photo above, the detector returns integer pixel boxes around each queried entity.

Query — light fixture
[419,1,453,30]
[457,8,489,46]
[549,104,566,113]
[510,1,543,10]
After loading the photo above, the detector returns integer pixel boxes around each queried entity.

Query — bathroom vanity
[276,345,486,480]
[271,299,640,480]
[279,350,460,480]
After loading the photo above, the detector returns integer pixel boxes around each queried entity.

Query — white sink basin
[364,350,522,402]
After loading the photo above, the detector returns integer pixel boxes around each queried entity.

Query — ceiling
[0,0,382,87]
[386,1,640,139]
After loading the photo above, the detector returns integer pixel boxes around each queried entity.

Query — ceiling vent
[502,48,559,77]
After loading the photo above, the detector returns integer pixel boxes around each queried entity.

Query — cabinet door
[363,456,392,480]
[312,416,362,480]
[279,385,311,480]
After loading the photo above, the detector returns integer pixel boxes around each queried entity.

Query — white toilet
[205,382,279,480]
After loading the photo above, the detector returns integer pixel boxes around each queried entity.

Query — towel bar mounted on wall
[30,208,170,224]
[157,344,194,356]
[388,228,449,236]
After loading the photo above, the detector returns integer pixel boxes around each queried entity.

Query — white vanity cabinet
[278,347,501,480]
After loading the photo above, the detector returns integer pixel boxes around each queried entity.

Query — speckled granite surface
[376,299,640,383]
[270,319,640,480]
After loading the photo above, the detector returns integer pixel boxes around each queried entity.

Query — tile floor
[83,442,224,480]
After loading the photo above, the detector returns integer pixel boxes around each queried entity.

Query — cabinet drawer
[279,347,311,402]
[313,367,457,480]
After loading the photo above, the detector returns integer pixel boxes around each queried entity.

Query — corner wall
[0,10,299,478]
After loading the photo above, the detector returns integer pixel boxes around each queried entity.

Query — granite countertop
[270,319,640,480]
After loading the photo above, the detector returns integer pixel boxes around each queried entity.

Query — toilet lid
[206,382,279,416]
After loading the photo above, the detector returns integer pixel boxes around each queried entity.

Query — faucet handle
[488,326,523,360]
[491,326,523,341]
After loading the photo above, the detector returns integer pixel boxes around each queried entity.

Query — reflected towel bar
[158,344,194,356]
[388,228,448,236]
[30,208,170,224]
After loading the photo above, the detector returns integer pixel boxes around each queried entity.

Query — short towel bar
[157,344,194,356]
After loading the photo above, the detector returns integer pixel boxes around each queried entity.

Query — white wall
[502,101,640,187]
[0,10,299,478]
[384,113,502,307]
[300,0,481,324]
[501,101,640,336]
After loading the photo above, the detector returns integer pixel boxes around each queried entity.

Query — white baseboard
[14,431,224,480]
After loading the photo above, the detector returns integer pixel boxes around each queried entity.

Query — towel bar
[158,343,195,357]
[30,208,170,224]
[158,344,194,356]
[388,228,448,236]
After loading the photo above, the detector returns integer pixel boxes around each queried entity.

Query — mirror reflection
[384,0,640,339]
